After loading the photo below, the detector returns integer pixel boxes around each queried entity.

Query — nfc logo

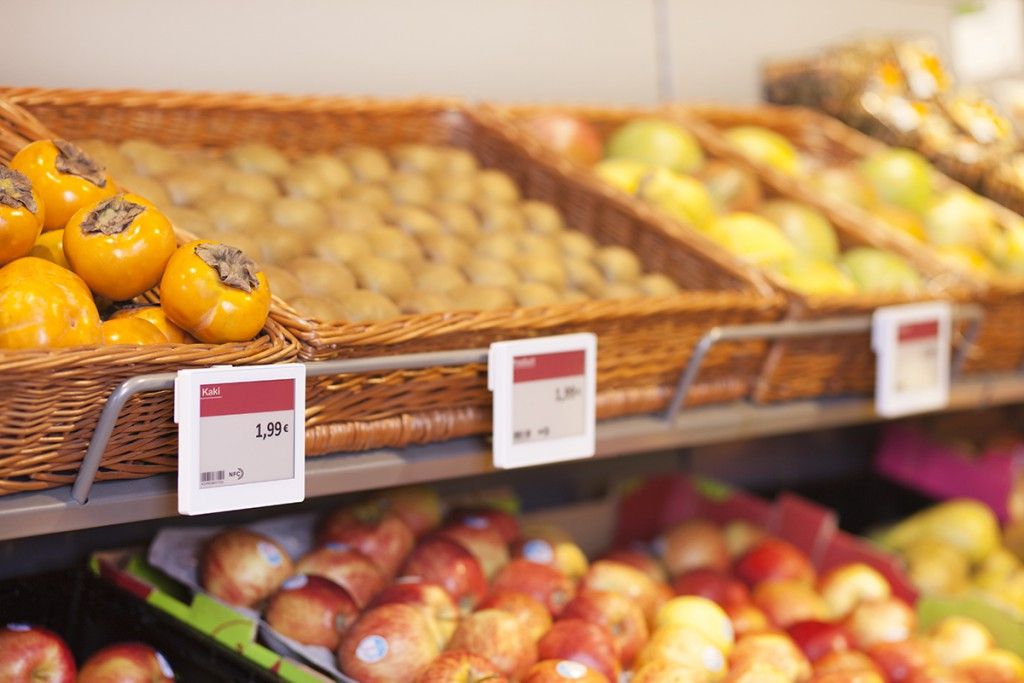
[200,386,221,398]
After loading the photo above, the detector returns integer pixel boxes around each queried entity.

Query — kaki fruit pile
[0,139,271,350]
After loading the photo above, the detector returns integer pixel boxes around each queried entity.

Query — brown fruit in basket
[383,206,442,236]
[163,207,215,237]
[516,233,560,258]
[435,175,478,203]
[602,282,639,300]
[430,201,480,239]
[221,170,280,204]
[420,233,472,265]
[270,197,328,234]
[77,139,133,178]
[448,284,514,311]
[260,265,304,301]
[416,262,467,294]
[476,201,526,233]
[520,200,564,234]
[386,172,434,206]
[288,294,346,321]
[516,257,567,290]
[337,289,400,321]
[282,167,332,200]
[464,258,519,288]
[117,174,171,209]
[340,146,391,182]
[564,258,605,296]
[162,167,221,207]
[638,273,679,296]
[475,234,519,261]
[513,282,560,307]
[315,232,372,266]
[325,198,383,231]
[366,226,423,263]
[119,139,180,176]
[476,169,520,203]
[398,291,449,314]
[211,230,263,259]
[594,246,642,283]
[297,154,353,193]
[563,289,590,303]
[436,147,479,176]
[698,160,762,213]
[227,143,291,177]
[290,257,357,296]
[203,194,269,232]
[391,144,443,174]
[352,257,414,299]
[251,228,305,265]
[340,183,392,209]
[558,230,597,259]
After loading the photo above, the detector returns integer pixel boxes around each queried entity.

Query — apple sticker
[282,574,308,591]
[324,541,352,553]
[5,623,31,632]
[257,541,283,567]
[356,635,389,664]
[556,660,588,679]
[463,516,489,529]
[522,539,555,565]
[155,651,175,679]
[702,645,725,673]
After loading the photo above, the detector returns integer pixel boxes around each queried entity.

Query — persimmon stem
[54,139,107,186]
[80,196,145,235]
[0,167,37,212]
[196,243,260,293]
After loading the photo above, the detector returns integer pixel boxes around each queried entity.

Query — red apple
[448,609,537,680]
[199,528,293,607]
[734,538,815,587]
[264,574,360,649]
[372,577,460,646]
[927,617,994,668]
[657,519,730,576]
[672,568,749,609]
[373,485,443,538]
[538,619,620,683]
[788,620,853,663]
[580,560,667,625]
[562,589,649,666]
[811,670,885,683]
[723,661,792,682]
[523,659,610,683]
[522,113,603,166]
[753,579,828,628]
[317,501,415,577]
[478,590,553,642]
[632,659,709,682]
[729,632,812,683]
[0,624,75,683]
[725,602,772,638]
[953,649,1024,683]
[416,651,509,683]
[402,538,488,612]
[437,520,510,579]
[723,520,767,559]
[908,666,973,683]
[813,650,885,677]
[844,597,916,649]
[868,638,936,682]
[295,543,387,608]
[491,559,576,616]
[600,547,668,584]
[78,643,174,683]
[338,603,440,682]
[449,507,521,544]
[817,563,891,620]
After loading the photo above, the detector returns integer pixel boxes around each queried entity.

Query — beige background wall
[2,0,953,104]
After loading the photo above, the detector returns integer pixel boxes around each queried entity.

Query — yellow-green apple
[449,507,521,545]
[926,617,994,668]
[952,649,1024,683]
[491,559,575,616]
[656,595,735,654]
[633,625,726,679]
[523,659,610,683]
[725,602,772,638]
[656,519,730,576]
[724,126,800,175]
[729,632,811,682]
[295,543,386,608]
[787,620,853,663]
[562,589,649,666]
[512,535,589,583]
[844,597,916,649]
[698,160,763,213]
[371,577,460,646]
[447,609,537,680]
[606,119,704,174]
[867,639,936,682]
[200,528,293,608]
[373,485,443,538]
[538,619,620,683]
[723,661,792,682]
[478,590,552,642]
[811,670,885,683]
[317,501,415,577]
[264,574,359,649]
[416,651,508,683]
[672,568,749,610]
[753,579,828,628]
[580,560,667,625]
[813,650,885,678]
[860,149,934,213]
[438,518,510,579]
[723,520,767,559]
[817,563,891,620]
[77,643,174,683]
[907,666,972,683]
[0,624,75,683]
[631,659,709,683]
[734,538,815,587]
[522,114,603,167]
[600,547,668,584]
[338,603,440,682]
[402,537,487,612]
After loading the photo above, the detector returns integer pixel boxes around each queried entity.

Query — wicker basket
[489,103,970,402]
[0,87,786,455]
[681,104,1024,380]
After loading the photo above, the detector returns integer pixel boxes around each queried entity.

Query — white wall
[2,0,953,104]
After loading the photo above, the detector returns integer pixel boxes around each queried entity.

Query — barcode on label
[200,470,225,484]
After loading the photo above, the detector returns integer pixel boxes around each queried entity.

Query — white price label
[872,302,951,418]
[175,364,306,515]
[488,333,596,469]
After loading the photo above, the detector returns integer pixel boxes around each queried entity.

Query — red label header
[200,379,295,417]
[514,350,585,383]
[898,320,939,342]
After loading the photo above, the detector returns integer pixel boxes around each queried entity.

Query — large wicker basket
[682,104,1020,380]
[489,103,970,402]
[0,87,786,456]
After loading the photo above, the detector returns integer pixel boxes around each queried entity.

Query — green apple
[861,148,934,213]
[840,247,923,294]
[758,200,839,262]
[593,158,651,195]
[724,126,800,175]
[925,189,1004,262]
[771,258,857,295]
[606,119,704,174]
[637,167,717,230]
[705,212,798,266]
[812,167,876,207]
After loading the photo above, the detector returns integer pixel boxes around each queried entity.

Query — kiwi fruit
[391,144,442,175]
[435,148,478,176]
[203,194,269,232]
[562,290,591,303]
[516,233,560,259]
[398,291,449,315]
[463,258,518,288]
[161,167,221,206]
[340,146,391,182]
[297,154,353,193]
[434,175,477,203]
[119,139,180,176]
[270,197,328,234]
[516,257,567,290]
[163,207,215,237]
[558,230,597,259]
[251,228,306,265]
[520,200,564,234]
[564,258,605,297]
[315,232,372,266]
[324,198,383,232]
[602,282,640,300]
[638,273,680,297]
[289,257,357,296]
[221,171,280,204]
[212,231,263,260]
[365,226,423,263]
[282,167,333,201]
[351,257,414,299]
[288,295,347,321]
[419,233,471,265]
[77,140,133,178]
[474,234,518,262]
[228,143,291,177]
[512,282,560,307]
[476,169,520,203]
[447,285,514,311]
[335,290,400,322]
[340,183,392,210]
[429,202,480,239]
[117,174,171,209]
[383,206,442,237]
[260,265,304,301]
[475,201,526,233]
[594,245,642,283]
[415,263,467,295]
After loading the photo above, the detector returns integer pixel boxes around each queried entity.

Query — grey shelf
[2,370,1023,542]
